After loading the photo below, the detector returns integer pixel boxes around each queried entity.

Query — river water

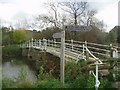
[2,57,37,82]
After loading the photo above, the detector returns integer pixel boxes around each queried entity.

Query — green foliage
[36,66,70,88]
[100,77,112,88]
[2,78,16,88]
[37,66,53,81]
[107,72,115,82]
[2,59,114,88]
[71,73,88,88]
[2,29,13,45]
[2,45,22,57]
[65,60,113,88]
[86,74,95,88]
[37,78,61,88]
[16,80,35,88]
[12,29,27,44]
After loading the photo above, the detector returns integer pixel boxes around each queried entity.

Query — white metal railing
[20,39,119,59]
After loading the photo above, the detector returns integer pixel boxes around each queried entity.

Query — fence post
[26,41,28,47]
[83,44,85,60]
[51,40,54,47]
[85,41,89,61]
[54,39,56,47]
[113,48,119,58]
[31,38,33,47]
[39,39,41,47]
[47,39,49,46]
[28,40,30,48]
[71,39,73,51]
[43,38,47,50]
[34,39,36,47]
[110,44,114,58]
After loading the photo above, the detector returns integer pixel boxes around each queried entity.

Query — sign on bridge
[52,32,62,38]
[63,25,92,31]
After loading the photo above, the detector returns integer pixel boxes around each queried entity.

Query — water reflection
[2,58,36,82]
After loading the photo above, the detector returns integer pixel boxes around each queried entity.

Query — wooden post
[54,39,56,47]
[31,38,33,47]
[71,39,73,51]
[43,38,47,50]
[83,44,85,60]
[110,44,113,58]
[85,41,89,60]
[39,39,41,47]
[51,40,54,47]
[60,30,65,85]
[35,39,37,47]
[28,40,30,48]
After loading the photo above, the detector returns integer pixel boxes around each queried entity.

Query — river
[2,57,37,82]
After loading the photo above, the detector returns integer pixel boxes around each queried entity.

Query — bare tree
[79,10,97,26]
[46,2,59,27]
[91,18,107,31]
[15,18,29,29]
[59,1,88,25]
[36,2,60,28]
[86,10,97,26]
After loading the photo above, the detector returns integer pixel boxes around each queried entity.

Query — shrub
[2,45,22,57]
[2,78,16,88]
[16,80,35,88]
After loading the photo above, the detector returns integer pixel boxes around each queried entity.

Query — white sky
[0,0,119,32]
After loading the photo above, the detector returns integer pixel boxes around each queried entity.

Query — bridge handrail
[87,46,110,53]
[65,42,110,53]
[85,46,103,64]
[20,39,119,59]
[66,40,110,47]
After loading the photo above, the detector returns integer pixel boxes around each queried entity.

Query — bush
[2,78,16,88]
[86,74,95,88]
[100,77,112,88]
[2,45,22,57]
[16,80,35,88]
[36,78,61,88]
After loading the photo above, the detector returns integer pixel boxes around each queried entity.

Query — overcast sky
[0,0,119,32]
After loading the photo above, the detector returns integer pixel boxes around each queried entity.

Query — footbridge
[20,38,120,88]
[20,38,120,61]
[20,38,120,70]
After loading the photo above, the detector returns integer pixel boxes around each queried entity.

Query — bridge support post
[60,30,65,85]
